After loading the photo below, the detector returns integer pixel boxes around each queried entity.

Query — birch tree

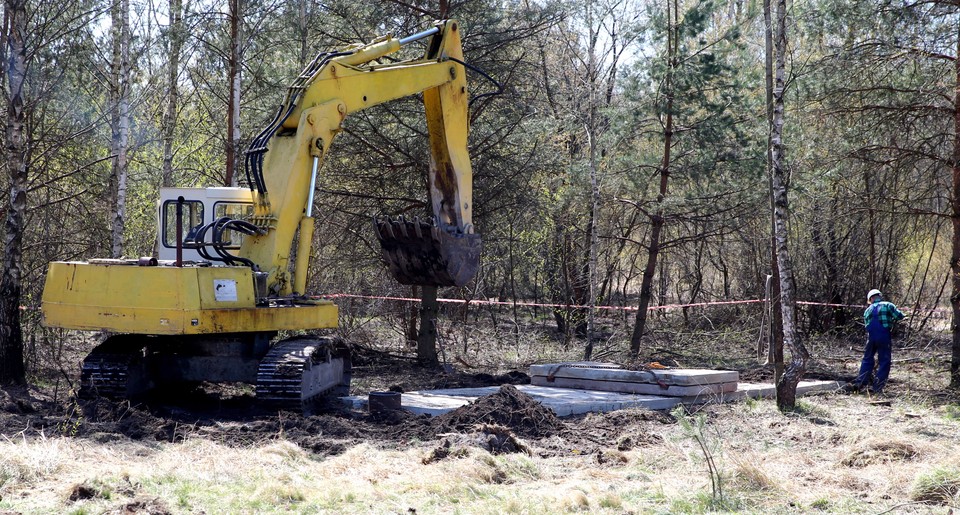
[162,0,186,188]
[0,0,28,385]
[762,0,783,379]
[770,0,806,409]
[225,0,240,186]
[952,9,960,388]
[107,0,131,258]
[537,0,638,351]
[584,0,602,360]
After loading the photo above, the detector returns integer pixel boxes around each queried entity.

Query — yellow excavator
[40,20,480,410]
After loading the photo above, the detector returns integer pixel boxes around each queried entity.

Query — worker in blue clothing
[852,289,906,394]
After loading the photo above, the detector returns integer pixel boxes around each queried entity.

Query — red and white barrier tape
[317,294,929,313]
[20,295,948,314]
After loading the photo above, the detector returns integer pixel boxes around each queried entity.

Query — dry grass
[1,395,959,513]
[3,328,960,513]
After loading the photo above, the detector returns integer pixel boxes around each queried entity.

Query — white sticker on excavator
[214,279,238,302]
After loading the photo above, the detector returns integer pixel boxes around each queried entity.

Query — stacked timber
[529,362,739,400]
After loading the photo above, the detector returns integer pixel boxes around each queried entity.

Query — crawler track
[79,352,136,398]
[78,336,150,399]
[255,337,351,411]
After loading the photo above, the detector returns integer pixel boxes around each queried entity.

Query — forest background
[0,0,958,394]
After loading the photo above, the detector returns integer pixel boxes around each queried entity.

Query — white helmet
[867,289,882,303]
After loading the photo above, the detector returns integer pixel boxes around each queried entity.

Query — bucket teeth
[413,217,423,238]
[373,215,481,287]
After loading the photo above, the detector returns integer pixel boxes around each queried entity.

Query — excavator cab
[157,188,254,264]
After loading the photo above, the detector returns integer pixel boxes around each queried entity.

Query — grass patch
[945,404,960,422]
[730,455,780,493]
[786,400,833,421]
[807,497,831,511]
[0,434,67,486]
[912,467,960,505]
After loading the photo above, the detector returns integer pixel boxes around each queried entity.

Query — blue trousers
[856,337,892,392]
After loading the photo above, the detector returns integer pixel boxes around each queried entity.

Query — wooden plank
[531,375,737,397]
[529,363,738,386]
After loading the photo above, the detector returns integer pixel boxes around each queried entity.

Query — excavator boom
[243,19,480,291]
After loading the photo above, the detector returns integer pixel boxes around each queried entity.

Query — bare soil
[0,355,665,460]
[1,332,956,457]
[2,327,959,513]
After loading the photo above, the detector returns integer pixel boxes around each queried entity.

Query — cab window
[213,202,255,248]
[162,200,204,248]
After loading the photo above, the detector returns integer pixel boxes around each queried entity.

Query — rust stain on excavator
[437,161,458,221]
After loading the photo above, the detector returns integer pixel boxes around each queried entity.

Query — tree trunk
[865,170,877,287]
[296,0,309,68]
[770,0,808,410]
[405,286,419,346]
[0,0,28,385]
[225,0,241,186]
[417,286,440,367]
[951,12,960,389]
[162,0,184,188]
[763,0,784,380]
[630,0,675,357]
[584,0,599,361]
[109,0,131,258]
[585,168,598,360]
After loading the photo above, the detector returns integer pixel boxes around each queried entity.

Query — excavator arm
[241,19,480,294]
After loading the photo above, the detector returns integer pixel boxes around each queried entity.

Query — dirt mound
[577,408,674,450]
[76,398,165,441]
[430,385,565,439]
[105,497,171,515]
[424,423,531,462]
[425,370,531,390]
[841,439,920,467]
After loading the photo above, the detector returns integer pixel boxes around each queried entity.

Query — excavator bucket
[374,216,481,287]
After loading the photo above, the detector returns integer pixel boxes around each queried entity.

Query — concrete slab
[531,375,738,397]
[681,389,747,404]
[416,385,682,416]
[340,377,842,418]
[529,363,739,386]
[343,385,681,417]
[738,380,841,399]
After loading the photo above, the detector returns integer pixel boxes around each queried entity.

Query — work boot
[840,382,863,394]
